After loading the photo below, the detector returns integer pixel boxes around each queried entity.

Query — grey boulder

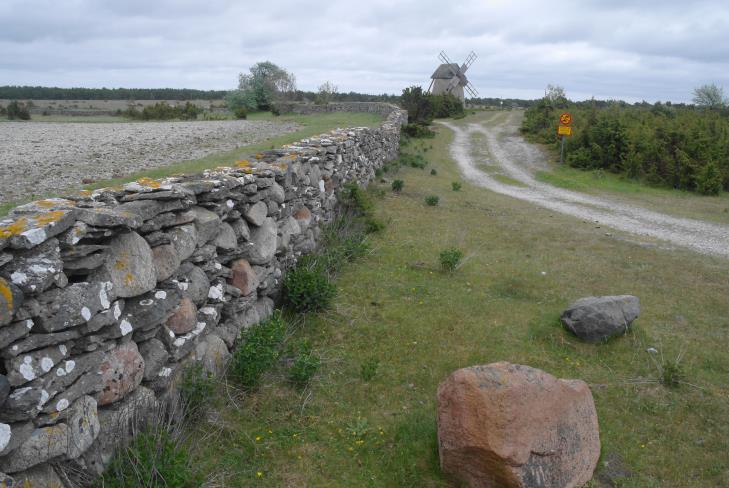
[561,295,640,343]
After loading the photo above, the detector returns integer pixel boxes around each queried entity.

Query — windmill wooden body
[428,51,478,103]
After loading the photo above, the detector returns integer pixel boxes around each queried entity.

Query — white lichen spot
[208,284,224,300]
[113,301,122,320]
[173,337,186,347]
[59,345,67,356]
[168,330,174,338]
[139,299,154,306]
[119,319,133,336]
[319,180,325,192]
[11,345,18,351]
[40,357,54,373]
[39,390,50,408]
[25,319,34,329]
[19,363,36,382]
[22,227,47,245]
[0,423,11,452]
[56,367,67,377]
[56,398,70,412]
[176,281,189,291]
[214,262,222,270]
[99,283,111,309]
[9,387,31,400]
[226,200,234,208]
[65,360,75,373]
[10,271,28,285]
[158,367,172,377]
[155,290,167,300]
[81,307,92,321]
[29,264,48,274]
[200,307,217,317]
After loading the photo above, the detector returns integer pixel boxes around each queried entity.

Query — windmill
[427,51,479,103]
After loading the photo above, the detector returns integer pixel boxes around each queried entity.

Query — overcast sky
[1,0,728,102]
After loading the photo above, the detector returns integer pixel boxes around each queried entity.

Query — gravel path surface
[439,112,729,259]
[0,119,299,205]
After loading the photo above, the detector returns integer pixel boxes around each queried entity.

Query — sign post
[558,113,573,164]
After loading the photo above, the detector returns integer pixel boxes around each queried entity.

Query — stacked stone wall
[0,103,406,485]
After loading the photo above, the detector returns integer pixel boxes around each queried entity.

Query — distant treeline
[0,86,228,100]
[521,98,729,194]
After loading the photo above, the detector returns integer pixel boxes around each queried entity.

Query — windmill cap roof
[431,63,461,79]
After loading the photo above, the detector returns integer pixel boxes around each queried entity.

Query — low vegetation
[521,89,729,195]
[187,113,729,486]
[122,101,201,120]
[230,312,288,389]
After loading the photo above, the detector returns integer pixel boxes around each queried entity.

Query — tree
[315,81,338,105]
[545,84,568,107]
[692,83,727,109]
[237,61,296,111]
[225,89,257,116]
[400,86,433,124]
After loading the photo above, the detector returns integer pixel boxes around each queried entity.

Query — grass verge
[187,114,728,486]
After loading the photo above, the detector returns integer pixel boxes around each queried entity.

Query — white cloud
[0,0,728,101]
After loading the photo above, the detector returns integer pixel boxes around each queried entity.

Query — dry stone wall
[0,103,406,484]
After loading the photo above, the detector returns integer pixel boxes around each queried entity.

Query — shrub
[288,341,320,386]
[696,162,723,195]
[230,312,287,388]
[402,123,435,139]
[430,168,437,176]
[99,429,200,488]
[233,106,248,119]
[451,181,462,191]
[6,100,30,120]
[431,93,465,119]
[392,179,404,192]
[374,168,383,178]
[360,357,380,382]
[401,153,428,169]
[179,363,215,419]
[660,360,685,388]
[439,248,464,272]
[283,266,337,312]
[225,88,257,114]
[122,101,200,121]
[342,183,374,216]
[364,217,386,234]
[425,195,439,206]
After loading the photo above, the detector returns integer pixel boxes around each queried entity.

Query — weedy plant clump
[360,357,380,382]
[425,195,440,206]
[230,312,287,389]
[288,341,320,387]
[430,168,438,176]
[451,181,462,191]
[439,248,464,272]
[283,266,337,313]
[392,179,404,192]
[179,363,215,419]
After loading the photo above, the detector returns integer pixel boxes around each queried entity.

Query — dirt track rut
[439,113,729,259]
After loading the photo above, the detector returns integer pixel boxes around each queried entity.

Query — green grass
[536,155,729,225]
[0,112,382,216]
[492,173,527,187]
[189,115,729,486]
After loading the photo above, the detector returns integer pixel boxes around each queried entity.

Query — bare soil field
[0,119,298,205]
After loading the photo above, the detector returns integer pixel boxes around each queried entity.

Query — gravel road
[0,119,299,205]
[439,112,729,259]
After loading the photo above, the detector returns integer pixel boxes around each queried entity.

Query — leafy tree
[400,86,433,124]
[315,81,338,105]
[225,89,257,115]
[6,100,30,120]
[237,61,296,111]
[545,84,568,108]
[692,84,727,109]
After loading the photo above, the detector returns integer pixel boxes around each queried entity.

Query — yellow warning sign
[557,125,572,136]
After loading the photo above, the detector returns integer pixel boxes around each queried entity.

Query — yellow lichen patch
[124,273,134,285]
[0,278,14,311]
[78,190,92,197]
[0,217,28,239]
[236,159,251,168]
[136,177,162,189]
[242,168,254,174]
[33,210,67,226]
[255,153,264,159]
[36,199,60,208]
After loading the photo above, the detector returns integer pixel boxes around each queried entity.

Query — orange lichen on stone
[136,177,162,189]
[255,153,264,159]
[33,210,66,226]
[0,278,13,310]
[0,217,28,239]
[236,160,251,168]
[124,273,134,285]
[36,199,59,208]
